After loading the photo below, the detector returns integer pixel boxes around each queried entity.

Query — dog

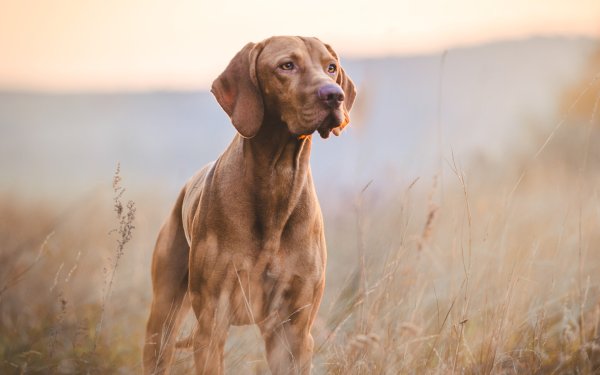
[143,36,355,375]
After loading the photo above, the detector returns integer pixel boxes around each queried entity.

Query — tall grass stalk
[93,163,136,351]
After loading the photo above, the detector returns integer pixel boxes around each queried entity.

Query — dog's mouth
[292,104,348,139]
[316,109,348,139]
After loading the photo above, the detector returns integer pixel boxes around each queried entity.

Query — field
[2,59,600,375]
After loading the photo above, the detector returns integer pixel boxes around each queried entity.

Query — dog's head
[211,36,356,139]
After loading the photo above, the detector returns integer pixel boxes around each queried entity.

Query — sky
[1,0,599,91]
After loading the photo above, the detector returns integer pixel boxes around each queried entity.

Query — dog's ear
[211,42,264,138]
[325,43,356,128]
[337,66,356,122]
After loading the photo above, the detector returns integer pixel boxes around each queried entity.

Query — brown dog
[143,36,355,375]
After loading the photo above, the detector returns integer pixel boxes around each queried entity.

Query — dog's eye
[280,62,295,70]
[327,63,337,74]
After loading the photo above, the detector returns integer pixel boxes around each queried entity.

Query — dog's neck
[227,119,315,238]
[243,120,312,174]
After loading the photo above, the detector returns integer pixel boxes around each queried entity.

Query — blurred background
[1,0,599,198]
[1,1,600,374]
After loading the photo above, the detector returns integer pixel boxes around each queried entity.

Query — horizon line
[1,34,596,94]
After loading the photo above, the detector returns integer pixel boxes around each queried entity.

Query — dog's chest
[227,247,320,327]
[252,170,309,234]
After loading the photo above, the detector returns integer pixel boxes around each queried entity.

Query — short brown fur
[143,36,355,375]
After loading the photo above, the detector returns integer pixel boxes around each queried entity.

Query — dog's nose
[317,84,344,108]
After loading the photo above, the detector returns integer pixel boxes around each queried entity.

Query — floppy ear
[325,43,357,128]
[211,42,264,138]
[337,66,356,113]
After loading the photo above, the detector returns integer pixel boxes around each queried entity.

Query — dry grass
[0,166,146,374]
[1,82,600,374]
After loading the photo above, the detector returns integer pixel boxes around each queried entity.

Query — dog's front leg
[262,319,315,375]
[261,277,324,375]
[194,309,229,375]
[189,243,234,375]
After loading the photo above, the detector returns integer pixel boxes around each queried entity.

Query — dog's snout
[317,84,344,108]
